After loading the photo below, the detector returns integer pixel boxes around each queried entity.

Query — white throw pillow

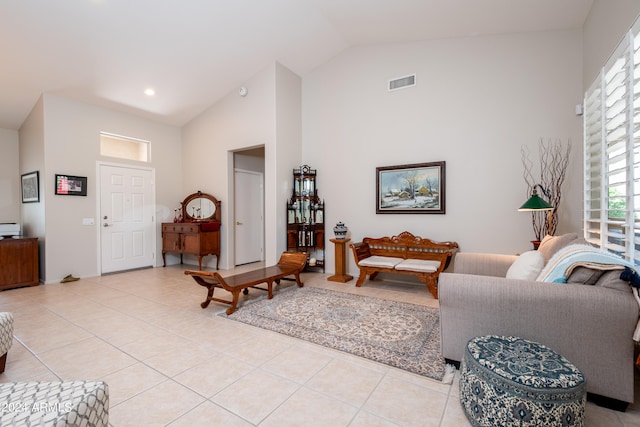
[505,250,545,281]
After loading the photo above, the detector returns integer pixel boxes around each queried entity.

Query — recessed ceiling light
[144,88,155,96]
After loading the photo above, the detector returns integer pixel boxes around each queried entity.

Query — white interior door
[235,170,264,265]
[100,164,155,274]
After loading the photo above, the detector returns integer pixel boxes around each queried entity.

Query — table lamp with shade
[518,185,554,249]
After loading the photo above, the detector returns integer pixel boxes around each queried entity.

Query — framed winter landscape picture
[376,161,445,214]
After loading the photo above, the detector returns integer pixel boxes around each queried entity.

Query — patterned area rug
[220,286,454,383]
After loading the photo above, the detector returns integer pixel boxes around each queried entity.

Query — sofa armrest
[452,252,517,277]
[439,272,639,403]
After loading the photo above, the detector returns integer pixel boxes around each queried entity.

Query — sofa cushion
[596,270,631,293]
[538,233,579,263]
[505,250,545,281]
[394,259,440,273]
[358,255,403,268]
[566,266,605,286]
[566,265,631,292]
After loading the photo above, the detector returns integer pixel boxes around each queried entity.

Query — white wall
[182,64,275,269]
[235,148,265,173]
[35,94,182,282]
[182,62,301,268]
[303,30,584,274]
[0,128,20,223]
[19,97,46,280]
[583,0,640,88]
[274,62,303,258]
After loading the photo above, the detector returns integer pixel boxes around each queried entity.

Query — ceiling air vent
[388,74,416,92]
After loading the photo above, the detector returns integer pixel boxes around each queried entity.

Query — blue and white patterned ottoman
[0,381,109,426]
[460,335,586,427]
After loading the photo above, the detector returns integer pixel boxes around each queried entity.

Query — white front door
[100,164,155,274]
[235,170,264,265]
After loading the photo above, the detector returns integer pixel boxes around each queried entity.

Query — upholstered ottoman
[0,311,14,373]
[460,335,586,427]
[0,381,109,426]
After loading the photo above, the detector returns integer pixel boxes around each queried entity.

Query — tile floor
[0,264,639,426]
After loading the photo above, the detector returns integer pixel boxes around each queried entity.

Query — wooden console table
[328,238,353,283]
[0,237,39,290]
[162,191,221,270]
[162,222,220,270]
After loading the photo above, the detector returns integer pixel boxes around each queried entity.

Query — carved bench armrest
[438,250,456,271]
[277,251,309,270]
[350,242,371,264]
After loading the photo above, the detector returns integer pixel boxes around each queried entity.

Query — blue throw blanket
[536,244,633,283]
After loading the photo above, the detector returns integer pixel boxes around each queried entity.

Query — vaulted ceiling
[0,0,593,130]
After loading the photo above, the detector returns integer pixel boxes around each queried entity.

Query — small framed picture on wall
[21,171,40,203]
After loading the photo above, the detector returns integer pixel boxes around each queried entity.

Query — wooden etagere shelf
[286,165,324,272]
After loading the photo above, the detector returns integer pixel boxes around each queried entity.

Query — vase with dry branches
[521,138,571,242]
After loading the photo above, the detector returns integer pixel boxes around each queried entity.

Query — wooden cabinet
[162,223,220,270]
[0,237,39,291]
[162,191,222,270]
[286,165,324,271]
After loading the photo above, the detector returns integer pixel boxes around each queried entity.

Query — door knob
[103,223,111,227]
[236,221,243,225]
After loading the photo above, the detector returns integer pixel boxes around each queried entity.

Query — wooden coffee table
[185,252,308,315]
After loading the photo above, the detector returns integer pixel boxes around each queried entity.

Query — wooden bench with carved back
[350,231,458,299]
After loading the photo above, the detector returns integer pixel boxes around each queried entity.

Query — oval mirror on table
[182,191,221,222]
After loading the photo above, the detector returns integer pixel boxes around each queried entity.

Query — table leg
[293,273,304,288]
[201,285,215,308]
[266,280,274,299]
[226,290,241,315]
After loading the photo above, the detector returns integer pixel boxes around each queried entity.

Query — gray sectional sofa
[438,234,640,410]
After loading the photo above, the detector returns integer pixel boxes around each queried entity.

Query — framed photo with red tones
[55,174,87,196]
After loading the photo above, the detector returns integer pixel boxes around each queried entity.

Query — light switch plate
[82,218,95,226]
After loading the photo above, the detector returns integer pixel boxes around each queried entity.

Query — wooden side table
[328,238,353,283]
[0,237,39,290]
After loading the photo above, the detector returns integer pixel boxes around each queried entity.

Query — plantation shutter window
[583,17,640,265]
